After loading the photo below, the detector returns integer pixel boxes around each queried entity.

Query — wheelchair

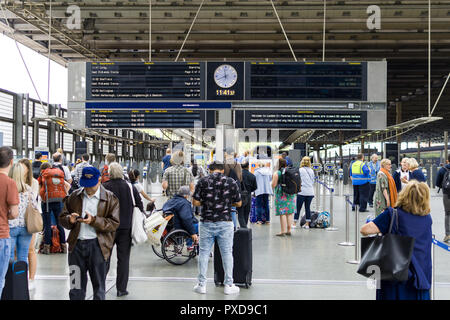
[150,210,198,266]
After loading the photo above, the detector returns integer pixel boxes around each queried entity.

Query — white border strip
[35,275,450,288]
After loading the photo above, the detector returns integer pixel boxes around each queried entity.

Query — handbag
[25,192,43,234]
[357,208,415,282]
[145,211,173,245]
[128,183,148,245]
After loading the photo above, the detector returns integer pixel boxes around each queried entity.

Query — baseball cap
[79,166,101,188]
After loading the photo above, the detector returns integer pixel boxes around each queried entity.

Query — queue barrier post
[338,195,355,246]
[325,183,338,231]
[347,204,361,265]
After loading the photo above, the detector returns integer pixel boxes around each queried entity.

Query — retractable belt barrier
[431,235,450,300]
[339,196,355,247]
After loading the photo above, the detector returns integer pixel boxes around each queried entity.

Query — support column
[396,102,402,160]
[24,94,29,158]
[361,139,365,155]
[444,131,448,163]
[48,104,57,154]
[14,94,24,157]
[417,136,421,164]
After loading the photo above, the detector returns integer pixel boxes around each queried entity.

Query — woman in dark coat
[103,162,143,297]
[361,180,432,300]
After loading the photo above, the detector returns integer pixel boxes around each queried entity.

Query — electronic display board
[86,109,215,129]
[245,62,367,101]
[235,110,367,129]
[86,62,205,100]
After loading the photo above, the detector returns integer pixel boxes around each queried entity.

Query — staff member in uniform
[368,154,381,208]
[349,153,371,213]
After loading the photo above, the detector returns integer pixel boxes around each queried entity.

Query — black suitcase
[1,261,30,300]
[214,228,252,288]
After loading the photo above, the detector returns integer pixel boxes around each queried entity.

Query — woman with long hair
[271,158,296,237]
[128,169,155,204]
[18,159,40,291]
[8,163,35,268]
[361,181,432,300]
[294,156,315,229]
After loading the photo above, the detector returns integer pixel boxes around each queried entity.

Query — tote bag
[357,208,415,282]
[128,183,148,245]
[25,192,43,234]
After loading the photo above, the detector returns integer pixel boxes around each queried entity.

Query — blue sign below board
[86,102,231,109]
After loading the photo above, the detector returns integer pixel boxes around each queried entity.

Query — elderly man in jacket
[162,186,199,247]
[60,166,120,300]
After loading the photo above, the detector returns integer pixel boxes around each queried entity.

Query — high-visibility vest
[351,160,370,185]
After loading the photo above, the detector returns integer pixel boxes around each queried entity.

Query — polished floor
[29,182,450,300]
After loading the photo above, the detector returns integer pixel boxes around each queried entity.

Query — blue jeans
[42,201,66,245]
[0,238,11,297]
[9,227,32,263]
[295,195,314,221]
[186,223,199,247]
[198,221,234,286]
[231,208,238,229]
[256,194,270,223]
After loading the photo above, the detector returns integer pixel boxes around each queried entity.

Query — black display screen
[86,109,214,128]
[236,110,367,129]
[86,62,205,100]
[246,62,367,101]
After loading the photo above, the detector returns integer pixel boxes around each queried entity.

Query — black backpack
[228,166,249,207]
[442,167,450,195]
[279,167,301,195]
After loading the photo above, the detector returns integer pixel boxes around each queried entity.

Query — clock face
[214,64,238,88]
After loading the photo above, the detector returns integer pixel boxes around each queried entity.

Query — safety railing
[314,177,338,231]
[431,235,450,300]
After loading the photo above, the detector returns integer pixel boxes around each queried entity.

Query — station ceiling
[1,0,449,146]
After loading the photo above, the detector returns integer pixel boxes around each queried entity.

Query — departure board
[235,110,367,129]
[86,109,215,128]
[245,62,367,101]
[86,62,205,100]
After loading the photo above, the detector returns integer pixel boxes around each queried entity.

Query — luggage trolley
[149,210,198,266]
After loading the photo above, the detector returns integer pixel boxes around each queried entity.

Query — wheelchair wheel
[151,228,170,259]
[151,244,164,259]
[162,229,196,266]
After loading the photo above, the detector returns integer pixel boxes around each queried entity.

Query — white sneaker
[291,224,297,229]
[28,279,35,291]
[302,224,310,229]
[193,283,206,294]
[224,284,240,295]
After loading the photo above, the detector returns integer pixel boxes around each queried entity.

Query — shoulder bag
[25,191,43,234]
[357,208,415,282]
[128,183,148,245]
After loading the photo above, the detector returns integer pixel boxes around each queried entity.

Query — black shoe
[117,290,129,297]
[359,209,368,213]
[352,207,355,212]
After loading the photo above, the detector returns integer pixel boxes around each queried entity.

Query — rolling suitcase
[1,261,30,300]
[214,228,252,288]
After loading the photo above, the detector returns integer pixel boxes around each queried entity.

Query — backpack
[315,211,330,228]
[228,165,249,207]
[442,167,450,195]
[50,226,62,253]
[101,165,110,183]
[279,167,301,195]
[40,168,66,203]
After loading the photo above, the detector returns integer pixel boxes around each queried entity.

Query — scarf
[380,167,398,207]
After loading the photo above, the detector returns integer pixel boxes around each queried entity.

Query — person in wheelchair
[162,186,199,249]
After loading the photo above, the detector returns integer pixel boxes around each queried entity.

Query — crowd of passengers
[0,144,449,300]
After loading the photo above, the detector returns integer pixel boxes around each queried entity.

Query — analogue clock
[213,64,238,88]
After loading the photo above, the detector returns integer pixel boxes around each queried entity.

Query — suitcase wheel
[214,281,221,287]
